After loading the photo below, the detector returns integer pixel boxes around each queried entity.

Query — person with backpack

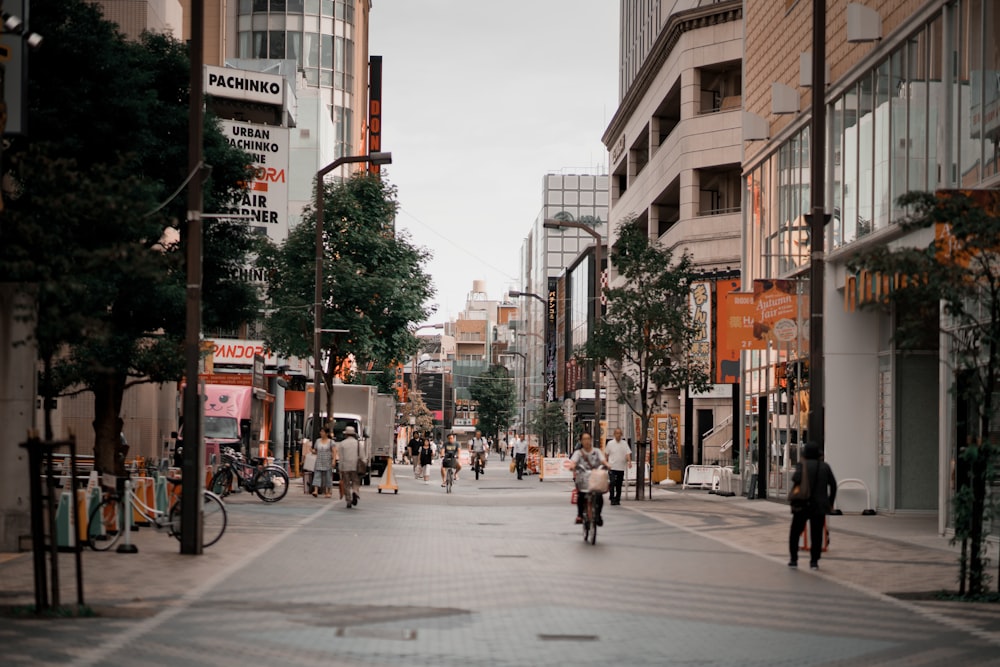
[788,442,837,569]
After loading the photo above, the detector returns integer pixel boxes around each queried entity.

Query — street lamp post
[543,219,604,444]
[312,152,392,442]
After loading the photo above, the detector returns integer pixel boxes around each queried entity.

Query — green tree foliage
[0,0,257,473]
[583,218,711,499]
[530,402,568,455]
[849,190,1000,597]
[259,173,434,434]
[469,364,516,445]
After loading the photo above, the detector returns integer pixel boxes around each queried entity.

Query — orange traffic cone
[378,459,398,494]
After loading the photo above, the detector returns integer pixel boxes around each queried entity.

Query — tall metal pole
[180,0,206,555]
[806,0,827,450]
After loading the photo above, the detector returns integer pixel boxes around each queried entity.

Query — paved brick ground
[1,463,998,666]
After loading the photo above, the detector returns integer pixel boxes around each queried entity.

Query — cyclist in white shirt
[469,430,488,474]
[605,428,632,505]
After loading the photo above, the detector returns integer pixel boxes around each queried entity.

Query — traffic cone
[799,518,830,552]
[378,459,398,494]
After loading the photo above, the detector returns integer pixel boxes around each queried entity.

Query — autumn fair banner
[722,279,808,352]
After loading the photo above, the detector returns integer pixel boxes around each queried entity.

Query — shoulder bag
[356,440,368,475]
[787,460,814,508]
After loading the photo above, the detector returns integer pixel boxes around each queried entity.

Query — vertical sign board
[546,278,558,402]
[368,56,382,175]
[220,119,290,243]
[689,281,711,377]
[715,278,742,383]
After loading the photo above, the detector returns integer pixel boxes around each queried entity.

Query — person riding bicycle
[440,433,462,486]
[571,432,607,526]
[469,430,488,474]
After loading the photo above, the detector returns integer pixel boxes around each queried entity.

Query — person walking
[605,428,631,505]
[512,433,528,480]
[419,438,433,484]
[408,432,424,479]
[788,442,837,569]
[310,427,335,498]
[338,425,365,509]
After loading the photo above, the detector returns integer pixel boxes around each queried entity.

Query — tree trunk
[91,372,127,476]
[635,415,648,501]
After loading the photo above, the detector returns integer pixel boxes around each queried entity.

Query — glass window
[304,32,320,67]
[873,58,891,231]
[304,68,319,86]
[320,70,333,87]
[253,0,267,11]
[335,36,345,72]
[270,0,285,11]
[888,48,906,222]
[857,72,874,239]
[240,0,252,14]
[344,0,354,24]
[268,31,285,59]
[288,0,304,12]
[906,31,930,192]
[831,95,845,247]
[253,31,267,58]
[286,32,302,63]
[321,34,334,69]
[345,38,354,75]
[335,0,345,20]
[305,0,319,13]
[322,0,334,17]
[238,31,252,59]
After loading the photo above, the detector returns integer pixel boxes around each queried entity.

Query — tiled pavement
[1,462,999,666]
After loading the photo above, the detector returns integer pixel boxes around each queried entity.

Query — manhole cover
[538,634,598,641]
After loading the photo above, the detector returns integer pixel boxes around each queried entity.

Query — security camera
[3,13,23,33]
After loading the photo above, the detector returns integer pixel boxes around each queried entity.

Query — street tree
[0,1,257,474]
[848,190,1000,597]
[400,388,434,434]
[259,173,434,435]
[530,402,569,456]
[583,218,711,500]
[469,364,516,446]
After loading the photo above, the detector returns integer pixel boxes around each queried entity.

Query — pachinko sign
[221,119,290,243]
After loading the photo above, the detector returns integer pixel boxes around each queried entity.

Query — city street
[2,461,999,666]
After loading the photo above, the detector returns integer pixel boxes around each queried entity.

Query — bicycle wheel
[87,496,124,552]
[169,491,228,548]
[254,466,289,503]
[588,494,597,545]
[209,467,234,498]
[446,468,453,493]
[475,459,480,480]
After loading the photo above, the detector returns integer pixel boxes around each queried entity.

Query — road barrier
[682,465,723,490]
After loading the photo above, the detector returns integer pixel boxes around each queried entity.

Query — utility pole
[180,0,206,555]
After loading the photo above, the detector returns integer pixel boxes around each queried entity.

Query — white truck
[370,393,396,477]
[304,383,396,483]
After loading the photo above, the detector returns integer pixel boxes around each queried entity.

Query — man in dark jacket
[788,442,837,569]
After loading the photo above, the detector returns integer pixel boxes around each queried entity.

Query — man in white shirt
[512,433,529,479]
[605,428,631,505]
[469,430,488,474]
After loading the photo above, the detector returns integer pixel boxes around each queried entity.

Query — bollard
[75,488,89,544]
[56,489,75,551]
[116,479,138,554]
[155,476,169,514]
[132,478,149,526]
[87,486,103,540]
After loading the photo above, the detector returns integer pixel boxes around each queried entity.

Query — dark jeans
[515,453,526,479]
[577,490,604,520]
[608,469,625,502]
[789,505,826,564]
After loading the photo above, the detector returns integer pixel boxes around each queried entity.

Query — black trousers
[608,470,625,503]
[789,506,826,564]
[515,453,526,479]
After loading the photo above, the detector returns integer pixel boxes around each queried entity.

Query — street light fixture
[509,289,546,305]
[543,219,604,443]
[312,151,392,441]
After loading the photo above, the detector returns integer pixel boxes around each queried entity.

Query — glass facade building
[235,0,361,158]
[742,1,1000,519]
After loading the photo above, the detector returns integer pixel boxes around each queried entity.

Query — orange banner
[722,280,805,351]
[715,278,742,382]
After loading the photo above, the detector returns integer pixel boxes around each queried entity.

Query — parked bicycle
[87,476,227,551]
[210,447,289,502]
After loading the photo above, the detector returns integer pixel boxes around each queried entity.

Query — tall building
[517,172,610,438]
[602,1,743,478]
[742,1,999,528]
[93,0,183,39]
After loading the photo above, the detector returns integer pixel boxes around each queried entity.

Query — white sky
[369,0,620,324]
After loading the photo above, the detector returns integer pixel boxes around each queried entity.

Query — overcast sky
[369,0,620,324]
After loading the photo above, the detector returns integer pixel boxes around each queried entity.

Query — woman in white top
[311,427,335,498]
